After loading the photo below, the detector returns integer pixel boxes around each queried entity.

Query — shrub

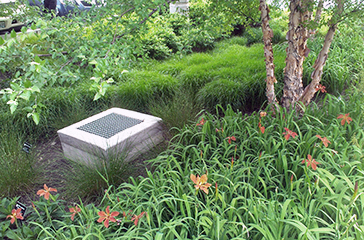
[243,27,263,45]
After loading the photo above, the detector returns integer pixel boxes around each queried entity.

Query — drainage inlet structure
[57,108,164,166]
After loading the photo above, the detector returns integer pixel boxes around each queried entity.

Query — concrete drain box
[57,108,164,165]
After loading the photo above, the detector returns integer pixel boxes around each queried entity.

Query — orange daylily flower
[131,211,146,226]
[301,154,320,170]
[283,128,298,140]
[97,206,119,228]
[190,174,212,194]
[6,208,23,224]
[315,84,327,93]
[196,118,206,126]
[226,136,236,144]
[258,122,265,134]
[260,111,267,117]
[69,206,81,221]
[37,184,57,200]
[316,135,331,147]
[337,113,352,125]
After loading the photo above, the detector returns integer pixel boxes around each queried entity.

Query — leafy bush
[243,27,263,45]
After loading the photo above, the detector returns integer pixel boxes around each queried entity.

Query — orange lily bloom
[258,122,265,134]
[190,174,212,194]
[6,208,23,224]
[283,128,298,140]
[301,154,320,170]
[226,136,236,144]
[260,111,267,117]
[315,84,327,93]
[337,113,352,125]
[37,184,57,200]
[196,118,206,126]
[131,211,146,226]
[316,135,331,147]
[97,206,119,228]
[69,206,81,221]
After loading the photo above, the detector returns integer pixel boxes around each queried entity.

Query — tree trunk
[281,0,312,109]
[259,0,278,106]
[300,0,344,105]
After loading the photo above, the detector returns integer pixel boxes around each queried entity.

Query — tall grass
[0,127,43,198]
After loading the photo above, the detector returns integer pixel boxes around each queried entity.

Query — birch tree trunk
[300,0,344,105]
[281,0,312,109]
[259,0,278,106]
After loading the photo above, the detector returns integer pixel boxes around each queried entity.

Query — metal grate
[77,113,143,139]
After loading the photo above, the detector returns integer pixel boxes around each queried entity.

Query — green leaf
[10,82,21,91]
[10,29,16,38]
[24,80,32,88]
[31,23,36,30]
[31,86,41,93]
[89,60,98,65]
[0,36,4,46]
[22,226,33,237]
[32,113,40,125]
[6,230,20,240]
[7,100,18,114]
[155,232,163,240]
[19,90,31,101]
[23,107,33,112]
[34,55,41,64]
[93,92,102,101]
